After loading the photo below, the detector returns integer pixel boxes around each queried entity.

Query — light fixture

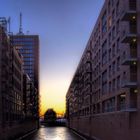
[134,89,138,93]
[120,94,126,98]
[133,61,137,65]
[132,16,136,20]
[133,38,136,42]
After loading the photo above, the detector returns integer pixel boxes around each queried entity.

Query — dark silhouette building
[0,19,23,123]
[0,18,24,139]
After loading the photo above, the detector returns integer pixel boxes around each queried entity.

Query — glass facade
[10,35,39,87]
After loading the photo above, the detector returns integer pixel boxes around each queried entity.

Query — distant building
[10,33,40,119]
[66,0,140,140]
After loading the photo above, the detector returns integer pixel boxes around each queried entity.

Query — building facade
[66,0,140,140]
[0,22,23,125]
[0,20,24,139]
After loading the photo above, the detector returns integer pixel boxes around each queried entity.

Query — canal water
[23,126,83,140]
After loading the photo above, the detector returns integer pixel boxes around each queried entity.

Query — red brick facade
[66,0,140,139]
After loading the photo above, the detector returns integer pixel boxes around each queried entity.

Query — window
[109,65,111,77]
[24,61,34,65]
[102,11,107,35]
[22,53,34,58]
[102,70,107,83]
[112,44,115,56]
[117,76,120,89]
[109,48,111,61]
[116,20,120,34]
[112,9,115,22]
[108,0,111,13]
[116,38,120,53]
[98,50,101,60]
[109,81,112,93]
[118,94,126,110]
[97,24,100,35]
[97,103,100,113]
[117,57,120,71]
[123,72,126,83]
[102,82,107,95]
[102,53,107,65]
[116,0,119,16]
[112,79,116,91]
[112,26,115,40]
[110,98,115,111]
[111,0,114,6]
[109,32,111,45]
[99,76,101,85]
[112,61,116,74]
[102,70,107,95]
[129,0,136,11]
[102,97,115,113]
[122,51,126,60]
[102,40,107,65]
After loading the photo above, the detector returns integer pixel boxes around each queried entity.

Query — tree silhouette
[44,109,56,125]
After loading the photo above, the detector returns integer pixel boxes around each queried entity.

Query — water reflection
[23,126,83,140]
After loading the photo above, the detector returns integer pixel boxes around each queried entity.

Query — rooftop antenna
[19,12,23,34]
[8,17,11,33]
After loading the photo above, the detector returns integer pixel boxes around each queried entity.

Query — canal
[23,126,84,140]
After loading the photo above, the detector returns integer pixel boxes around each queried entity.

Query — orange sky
[40,76,72,116]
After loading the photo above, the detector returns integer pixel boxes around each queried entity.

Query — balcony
[121,28,137,43]
[84,84,92,95]
[84,73,92,85]
[118,102,137,112]
[122,81,137,88]
[119,104,137,112]
[121,73,137,88]
[120,0,137,21]
[121,52,137,65]
[86,50,92,62]
[85,62,92,73]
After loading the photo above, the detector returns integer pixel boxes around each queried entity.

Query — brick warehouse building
[0,19,23,124]
[66,0,140,140]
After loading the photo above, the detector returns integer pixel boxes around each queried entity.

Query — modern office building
[10,34,39,119]
[66,0,140,140]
